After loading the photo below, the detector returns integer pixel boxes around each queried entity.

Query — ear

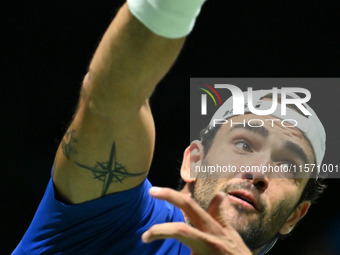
[279,201,311,235]
[180,140,204,183]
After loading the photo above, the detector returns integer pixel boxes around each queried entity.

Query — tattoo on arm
[61,129,78,159]
[75,142,146,196]
[61,128,146,196]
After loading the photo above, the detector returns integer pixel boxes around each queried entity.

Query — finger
[206,192,229,228]
[149,187,221,233]
[142,222,214,254]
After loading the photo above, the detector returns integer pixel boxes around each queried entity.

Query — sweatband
[127,0,207,38]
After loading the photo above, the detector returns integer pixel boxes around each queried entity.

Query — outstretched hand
[142,187,252,255]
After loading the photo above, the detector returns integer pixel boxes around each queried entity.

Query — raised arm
[52,3,186,204]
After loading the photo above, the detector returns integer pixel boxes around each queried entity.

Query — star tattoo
[74,142,146,196]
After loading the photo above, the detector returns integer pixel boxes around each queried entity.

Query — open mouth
[228,191,258,211]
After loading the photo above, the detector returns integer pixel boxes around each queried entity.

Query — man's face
[190,114,315,250]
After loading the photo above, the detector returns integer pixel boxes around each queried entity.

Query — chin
[223,204,260,228]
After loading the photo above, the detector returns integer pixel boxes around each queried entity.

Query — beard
[190,177,297,250]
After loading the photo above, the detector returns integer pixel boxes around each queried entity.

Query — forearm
[82,3,185,113]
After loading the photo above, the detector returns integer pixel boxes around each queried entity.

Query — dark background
[2,1,339,254]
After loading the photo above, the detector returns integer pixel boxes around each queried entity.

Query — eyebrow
[229,124,309,164]
[229,124,269,138]
[284,141,309,165]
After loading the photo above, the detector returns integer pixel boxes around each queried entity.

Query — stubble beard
[190,177,295,250]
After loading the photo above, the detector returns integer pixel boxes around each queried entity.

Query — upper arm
[53,87,155,203]
[52,4,185,204]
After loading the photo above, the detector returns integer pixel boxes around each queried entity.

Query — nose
[241,154,270,192]
[241,171,269,192]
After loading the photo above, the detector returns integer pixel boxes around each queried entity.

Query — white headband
[208,89,326,175]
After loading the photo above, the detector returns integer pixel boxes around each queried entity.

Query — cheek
[265,184,301,217]
[192,179,219,209]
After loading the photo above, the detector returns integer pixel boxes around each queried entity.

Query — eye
[280,162,291,168]
[279,161,296,169]
[234,140,253,152]
[277,161,298,177]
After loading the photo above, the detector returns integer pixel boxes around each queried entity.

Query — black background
[2,1,340,254]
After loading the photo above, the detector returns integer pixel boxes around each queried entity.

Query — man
[13,0,327,254]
